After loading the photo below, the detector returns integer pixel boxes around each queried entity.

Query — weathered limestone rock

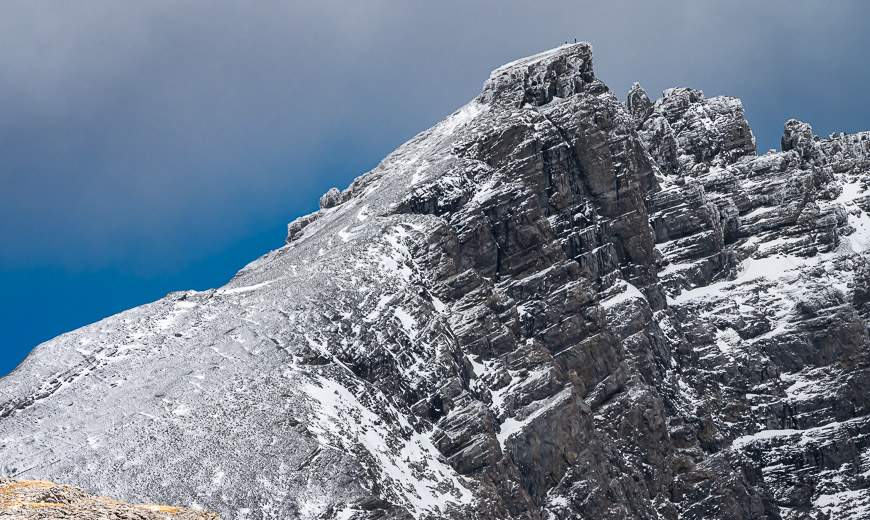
[319,187,343,209]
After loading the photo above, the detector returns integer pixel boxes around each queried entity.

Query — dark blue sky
[3,1,869,376]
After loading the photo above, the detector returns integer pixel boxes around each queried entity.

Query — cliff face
[1,43,869,520]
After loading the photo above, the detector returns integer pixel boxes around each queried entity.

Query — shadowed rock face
[1,43,869,520]
[0,479,218,519]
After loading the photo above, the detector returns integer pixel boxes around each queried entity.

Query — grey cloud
[2,1,868,269]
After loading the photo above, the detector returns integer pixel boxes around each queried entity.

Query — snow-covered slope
[1,43,869,520]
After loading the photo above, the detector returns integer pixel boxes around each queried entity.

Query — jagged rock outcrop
[1,43,868,520]
[0,479,218,519]
[631,80,870,519]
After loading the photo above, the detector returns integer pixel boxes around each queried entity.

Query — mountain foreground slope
[0,478,218,519]
[2,43,869,520]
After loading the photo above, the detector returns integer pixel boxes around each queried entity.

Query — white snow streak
[302,376,473,517]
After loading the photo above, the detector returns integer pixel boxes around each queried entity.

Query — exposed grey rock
[1,43,869,520]
[319,187,344,209]
[627,83,679,176]
[626,82,653,121]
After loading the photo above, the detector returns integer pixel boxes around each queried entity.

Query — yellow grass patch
[0,479,219,518]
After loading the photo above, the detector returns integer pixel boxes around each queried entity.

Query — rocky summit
[1,43,869,520]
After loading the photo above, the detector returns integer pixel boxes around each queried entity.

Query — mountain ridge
[2,42,869,520]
